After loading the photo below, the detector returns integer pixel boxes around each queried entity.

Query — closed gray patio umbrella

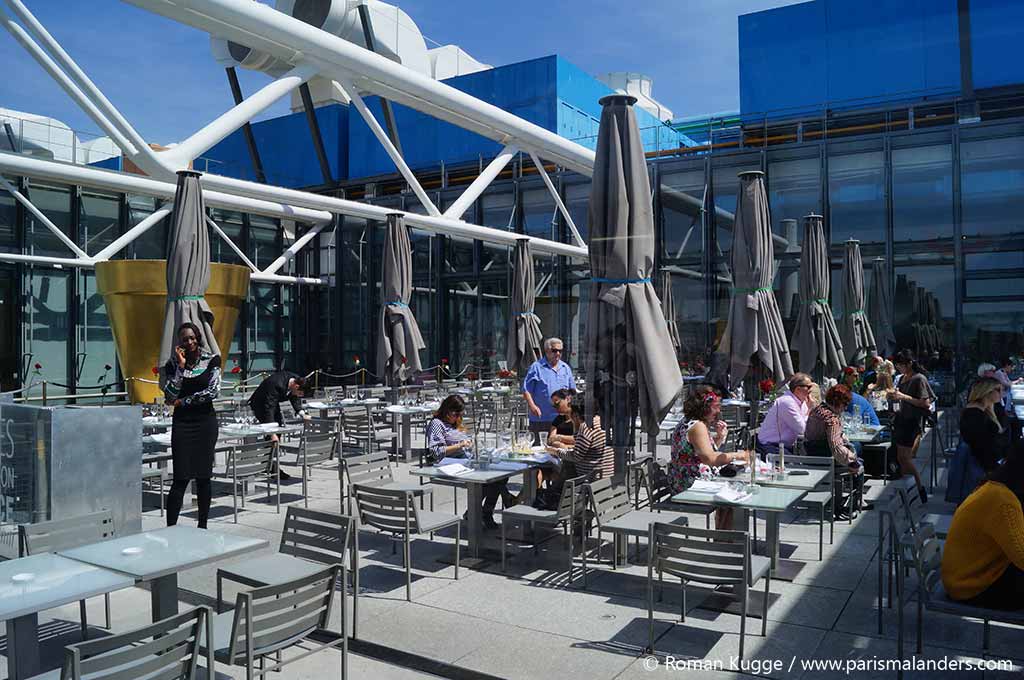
[791,214,844,378]
[583,94,682,471]
[159,170,220,373]
[713,171,793,390]
[661,270,682,357]
[867,257,896,357]
[507,238,543,376]
[839,240,876,366]
[377,213,425,383]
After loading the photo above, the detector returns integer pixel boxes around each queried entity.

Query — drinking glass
[539,431,548,448]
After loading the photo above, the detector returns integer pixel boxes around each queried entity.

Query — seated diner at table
[548,388,578,447]
[941,445,1024,611]
[426,394,515,528]
[668,386,750,529]
[804,385,864,516]
[757,373,815,456]
[547,400,614,481]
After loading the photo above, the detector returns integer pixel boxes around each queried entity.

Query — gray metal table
[410,462,539,560]
[670,485,807,572]
[0,553,134,679]
[59,526,267,622]
[754,467,830,491]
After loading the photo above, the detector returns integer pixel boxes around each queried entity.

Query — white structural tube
[92,206,174,262]
[443,145,518,220]
[0,152,588,260]
[0,173,89,259]
[122,0,597,177]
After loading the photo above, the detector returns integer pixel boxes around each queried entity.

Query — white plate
[11,573,34,583]
[121,547,143,556]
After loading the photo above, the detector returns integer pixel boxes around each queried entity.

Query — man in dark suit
[247,372,308,479]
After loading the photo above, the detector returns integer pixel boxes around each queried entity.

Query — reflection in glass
[892,145,953,243]
[829,151,885,246]
[961,138,1024,238]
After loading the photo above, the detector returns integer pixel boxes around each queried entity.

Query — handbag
[944,440,986,505]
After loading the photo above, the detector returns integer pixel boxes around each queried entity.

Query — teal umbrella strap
[385,300,409,307]
[170,295,204,301]
[733,287,772,294]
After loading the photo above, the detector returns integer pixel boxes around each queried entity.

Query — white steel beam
[0,174,89,259]
[205,215,259,272]
[122,0,597,177]
[333,75,439,217]
[443,145,518,220]
[92,205,174,262]
[528,151,586,248]
[262,221,329,276]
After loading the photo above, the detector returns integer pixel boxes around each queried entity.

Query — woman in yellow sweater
[941,446,1024,610]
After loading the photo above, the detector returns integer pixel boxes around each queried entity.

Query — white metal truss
[0,0,623,291]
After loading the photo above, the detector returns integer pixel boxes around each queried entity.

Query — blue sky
[0,0,799,144]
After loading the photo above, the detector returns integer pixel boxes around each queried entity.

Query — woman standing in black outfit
[163,322,221,528]
[888,349,934,503]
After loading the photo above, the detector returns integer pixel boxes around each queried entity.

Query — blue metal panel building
[739,0,963,117]
[969,0,1024,90]
[200,55,685,187]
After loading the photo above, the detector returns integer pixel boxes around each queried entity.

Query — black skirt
[171,408,218,481]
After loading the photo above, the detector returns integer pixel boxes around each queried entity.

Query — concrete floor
[2,425,1021,679]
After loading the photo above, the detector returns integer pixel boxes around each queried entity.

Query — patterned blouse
[804,403,857,465]
[425,417,470,464]
[667,420,719,494]
[163,350,221,411]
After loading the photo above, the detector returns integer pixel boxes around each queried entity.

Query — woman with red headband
[668,386,751,528]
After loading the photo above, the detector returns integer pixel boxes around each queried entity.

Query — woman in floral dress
[668,386,750,529]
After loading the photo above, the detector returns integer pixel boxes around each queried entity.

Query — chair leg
[762,573,769,637]
[216,573,223,614]
[79,599,88,639]
[679,580,685,622]
[404,535,412,602]
[302,463,309,509]
[501,516,507,573]
[455,522,461,581]
[739,585,748,661]
[819,505,824,561]
[104,593,111,629]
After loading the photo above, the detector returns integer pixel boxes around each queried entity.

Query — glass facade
[5,119,1024,400]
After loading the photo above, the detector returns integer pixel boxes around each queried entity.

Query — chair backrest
[229,441,276,479]
[225,566,340,664]
[302,429,338,465]
[342,451,394,489]
[648,522,750,590]
[352,484,418,535]
[555,475,589,520]
[586,477,633,525]
[60,606,210,680]
[301,417,338,437]
[20,510,115,557]
[341,408,373,443]
[279,507,354,567]
[910,534,943,606]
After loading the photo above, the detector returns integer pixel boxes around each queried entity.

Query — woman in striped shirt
[555,401,614,480]
[425,395,513,528]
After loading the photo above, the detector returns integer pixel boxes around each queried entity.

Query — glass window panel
[79,190,119,254]
[481,189,514,231]
[445,281,476,371]
[522,186,556,240]
[208,208,244,266]
[440,193,475,274]
[126,195,166,260]
[711,161,760,350]
[963,300,1024,370]
[0,177,18,250]
[893,266,954,372]
[76,270,116,402]
[660,169,705,260]
[479,277,508,374]
[768,156,820,244]
[961,137,1024,238]
[965,250,1024,271]
[829,151,885,246]
[0,267,17,389]
[24,270,69,397]
[965,278,1024,298]
[25,183,71,257]
[892,144,953,243]
[564,182,591,243]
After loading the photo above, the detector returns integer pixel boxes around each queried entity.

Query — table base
[8,614,39,680]
[151,573,179,620]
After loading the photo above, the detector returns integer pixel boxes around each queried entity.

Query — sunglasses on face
[548,348,563,354]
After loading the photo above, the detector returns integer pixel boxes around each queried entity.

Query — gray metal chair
[204,566,346,680]
[279,425,338,508]
[141,465,165,517]
[341,407,395,455]
[28,606,214,680]
[340,451,434,517]
[782,453,837,561]
[500,474,588,581]
[212,440,281,522]
[19,510,116,639]
[634,457,715,531]
[352,484,460,601]
[646,523,770,660]
[216,507,360,637]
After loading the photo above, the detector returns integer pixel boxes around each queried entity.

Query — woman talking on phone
[162,321,221,529]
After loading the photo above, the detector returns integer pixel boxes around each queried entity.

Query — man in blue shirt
[522,337,576,443]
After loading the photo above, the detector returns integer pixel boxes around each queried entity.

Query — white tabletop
[338,398,382,406]
[385,404,435,415]
[0,553,134,621]
[59,526,268,582]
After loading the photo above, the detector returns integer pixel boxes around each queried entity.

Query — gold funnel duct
[95,260,250,404]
